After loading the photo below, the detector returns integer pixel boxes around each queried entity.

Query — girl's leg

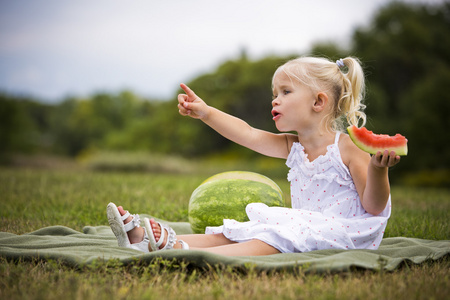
[150,218,281,255]
[176,233,236,248]
[148,218,236,249]
[119,206,281,255]
[118,206,234,250]
[191,239,280,256]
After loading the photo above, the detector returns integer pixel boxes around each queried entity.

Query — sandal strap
[178,240,189,250]
[157,223,177,250]
[121,211,130,221]
[123,214,141,232]
[142,218,178,251]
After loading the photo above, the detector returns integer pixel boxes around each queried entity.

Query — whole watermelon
[188,171,285,234]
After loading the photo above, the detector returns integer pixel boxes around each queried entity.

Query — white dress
[205,132,391,253]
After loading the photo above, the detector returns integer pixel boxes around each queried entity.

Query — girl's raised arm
[345,137,401,216]
[177,83,293,159]
[362,150,400,215]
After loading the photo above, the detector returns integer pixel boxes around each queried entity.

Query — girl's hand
[177,83,210,119]
[370,150,401,168]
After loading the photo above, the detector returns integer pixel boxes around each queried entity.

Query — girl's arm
[363,150,400,214]
[344,137,401,215]
[177,83,294,159]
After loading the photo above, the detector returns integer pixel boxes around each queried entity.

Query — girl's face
[271,71,316,133]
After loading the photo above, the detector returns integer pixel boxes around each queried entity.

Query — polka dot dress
[206,132,391,253]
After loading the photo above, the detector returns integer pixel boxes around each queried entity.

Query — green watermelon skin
[200,171,283,195]
[188,173,284,234]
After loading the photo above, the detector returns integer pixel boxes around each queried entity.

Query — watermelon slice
[347,125,408,156]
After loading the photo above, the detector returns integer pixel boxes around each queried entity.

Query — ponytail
[337,57,366,129]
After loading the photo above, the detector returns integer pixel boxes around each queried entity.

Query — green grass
[0,168,204,234]
[1,257,448,300]
[0,167,449,300]
[387,187,450,239]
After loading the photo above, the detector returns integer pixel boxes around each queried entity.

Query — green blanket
[1,217,448,273]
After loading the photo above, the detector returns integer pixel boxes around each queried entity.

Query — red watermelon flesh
[347,125,408,156]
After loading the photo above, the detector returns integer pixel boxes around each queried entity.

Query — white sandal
[106,202,150,252]
[106,202,189,252]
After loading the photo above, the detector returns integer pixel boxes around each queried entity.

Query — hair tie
[336,59,345,68]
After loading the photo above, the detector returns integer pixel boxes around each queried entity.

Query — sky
[0,0,439,102]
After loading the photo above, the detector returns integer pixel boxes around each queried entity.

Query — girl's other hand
[177,83,209,119]
[370,150,401,168]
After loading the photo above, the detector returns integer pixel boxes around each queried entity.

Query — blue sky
[0,0,436,102]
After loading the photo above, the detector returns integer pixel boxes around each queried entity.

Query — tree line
[1,2,449,181]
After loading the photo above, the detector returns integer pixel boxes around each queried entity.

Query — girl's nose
[272,97,279,107]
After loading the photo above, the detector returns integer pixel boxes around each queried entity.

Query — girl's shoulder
[338,133,370,167]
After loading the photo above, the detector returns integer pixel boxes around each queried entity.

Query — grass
[0,167,449,300]
[1,257,448,300]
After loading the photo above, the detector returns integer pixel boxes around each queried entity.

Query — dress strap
[334,131,341,145]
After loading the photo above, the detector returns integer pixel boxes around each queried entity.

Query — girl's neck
[296,129,336,160]
[297,127,335,146]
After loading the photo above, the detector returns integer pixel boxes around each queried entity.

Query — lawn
[0,167,449,300]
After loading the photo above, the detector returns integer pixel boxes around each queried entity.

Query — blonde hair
[273,56,366,132]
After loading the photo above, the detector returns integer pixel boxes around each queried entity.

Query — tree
[0,94,53,158]
[352,1,450,173]
[49,91,152,156]
[353,2,450,121]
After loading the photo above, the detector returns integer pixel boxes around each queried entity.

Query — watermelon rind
[188,172,285,234]
[347,125,408,156]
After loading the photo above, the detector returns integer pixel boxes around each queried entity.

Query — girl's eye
[284,90,291,95]
[272,95,277,100]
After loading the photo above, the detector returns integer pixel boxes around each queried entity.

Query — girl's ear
[313,92,328,112]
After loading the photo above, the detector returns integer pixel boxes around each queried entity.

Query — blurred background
[1,0,449,186]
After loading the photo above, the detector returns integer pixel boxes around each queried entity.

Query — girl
[107,56,401,256]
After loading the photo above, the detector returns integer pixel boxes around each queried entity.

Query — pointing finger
[180,83,197,100]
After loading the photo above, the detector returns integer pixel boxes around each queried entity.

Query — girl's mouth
[271,110,281,120]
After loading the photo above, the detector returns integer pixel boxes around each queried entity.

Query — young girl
[107,56,401,256]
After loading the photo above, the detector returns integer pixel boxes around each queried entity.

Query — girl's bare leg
[175,232,236,248]
[192,239,280,256]
[147,217,236,250]
[119,206,280,255]
[152,219,281,256]
[118,206,235,250]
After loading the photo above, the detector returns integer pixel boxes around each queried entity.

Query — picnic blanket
[1,216,449,273]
